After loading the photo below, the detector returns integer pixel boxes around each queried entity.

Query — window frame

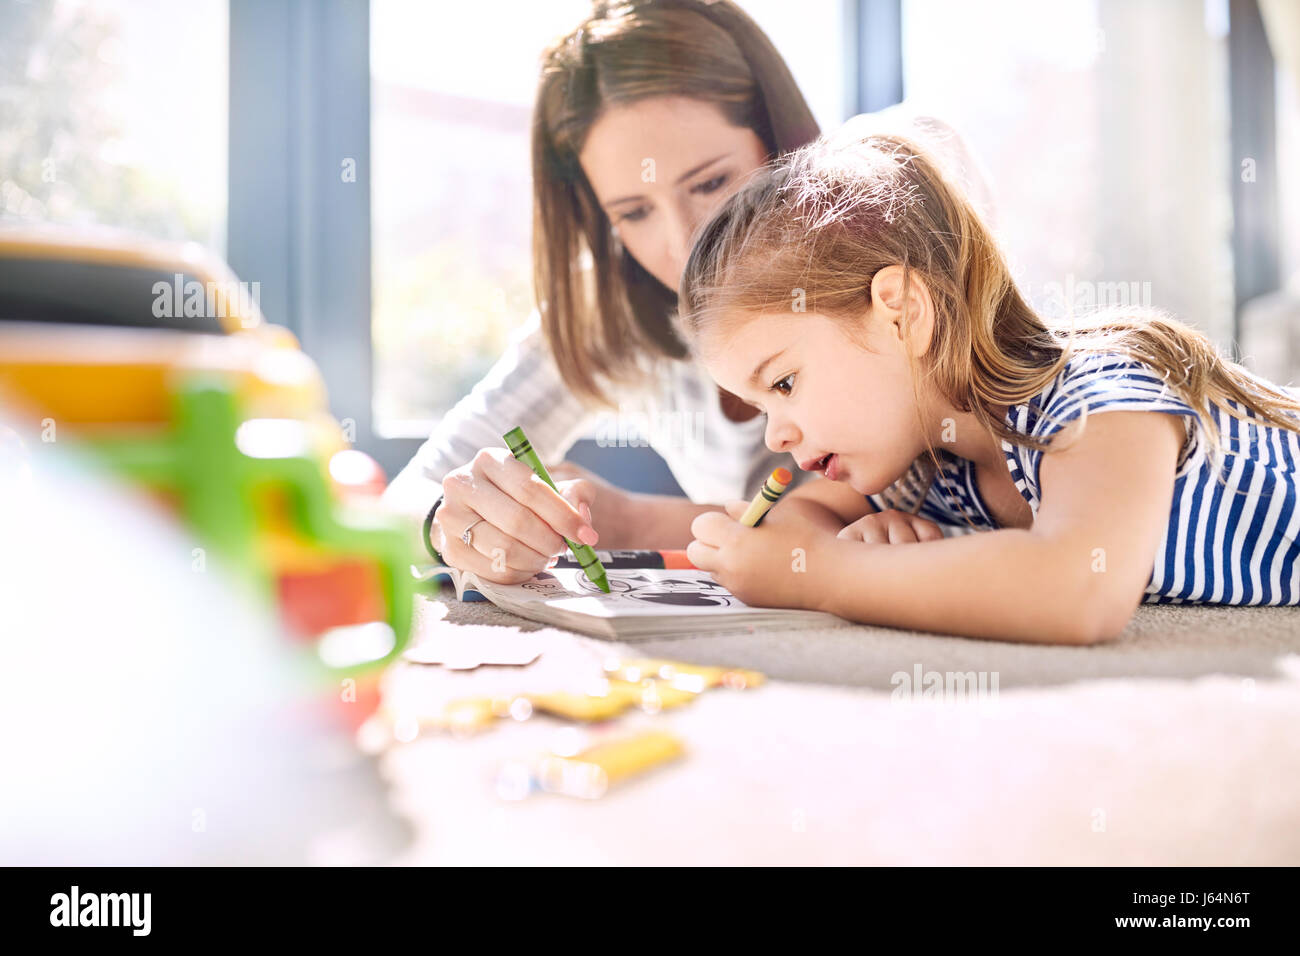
[1227,0,1281,356]
[227,0,423,476]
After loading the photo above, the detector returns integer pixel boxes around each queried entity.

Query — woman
[382,0,994,585]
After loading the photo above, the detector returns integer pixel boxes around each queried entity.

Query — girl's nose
[764,415,799,455]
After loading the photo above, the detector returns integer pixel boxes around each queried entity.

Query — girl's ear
[869,264,936,358]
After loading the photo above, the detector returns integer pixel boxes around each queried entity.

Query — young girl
[678,127,1300,645]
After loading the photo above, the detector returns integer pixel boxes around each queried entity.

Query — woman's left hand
[687,500,840,611]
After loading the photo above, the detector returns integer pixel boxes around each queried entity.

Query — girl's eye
[691,173,728,195]
[617,206,651,224]
[770,373,795,396]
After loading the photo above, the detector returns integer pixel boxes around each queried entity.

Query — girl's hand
[837,508,945,544]
[433,448,602,585]
[687,500,840,611]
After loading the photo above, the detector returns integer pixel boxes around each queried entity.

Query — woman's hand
[552,460,710,549]
[686,500,842,611]
[837,508,946,544]
[548,459,629,540]
[432,448,602,585]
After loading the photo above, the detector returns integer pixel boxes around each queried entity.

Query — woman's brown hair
[532,0,819,407]
[677,127,1300,528]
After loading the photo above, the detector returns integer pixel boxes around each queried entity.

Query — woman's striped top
[868,350,1300,606]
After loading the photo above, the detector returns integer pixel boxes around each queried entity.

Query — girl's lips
[799,453,837,473]
[826,454,842,481]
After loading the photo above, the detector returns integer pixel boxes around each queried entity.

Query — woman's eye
[770,373,795,396]
[691,173,728,195]
[618,206,651,224]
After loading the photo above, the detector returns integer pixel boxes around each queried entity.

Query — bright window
[0,0,228,249]
[902,0,1235,350]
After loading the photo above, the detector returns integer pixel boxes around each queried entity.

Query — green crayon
[502,426,610,594]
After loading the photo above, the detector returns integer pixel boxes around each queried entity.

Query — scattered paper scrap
[403,627,542,670]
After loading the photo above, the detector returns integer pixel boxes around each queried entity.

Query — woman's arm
[563,471,860,550]
[621,493,725,548]
[381,310,744,562]
[379,310,600,555]
[548,460,722,548]
[620,465,889,548]
[595,481,857,550]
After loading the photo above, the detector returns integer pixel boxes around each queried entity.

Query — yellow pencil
[739,467,792,527]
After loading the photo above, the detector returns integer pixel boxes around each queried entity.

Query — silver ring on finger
[460,517,486,548]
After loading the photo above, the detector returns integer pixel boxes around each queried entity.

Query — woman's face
[578,95,770,292]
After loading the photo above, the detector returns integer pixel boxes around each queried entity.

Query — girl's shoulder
[1011,348,1194,440]
[1005,346,1215,487]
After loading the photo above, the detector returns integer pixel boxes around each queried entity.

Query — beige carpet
[433,591,1300,690]
[377,588,1300,865]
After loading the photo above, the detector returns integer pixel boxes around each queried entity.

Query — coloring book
[412,562,849,640]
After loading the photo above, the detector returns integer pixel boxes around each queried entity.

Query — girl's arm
[815,528,1104,643]
[691,411,1185,643]
[813,411,1186,644]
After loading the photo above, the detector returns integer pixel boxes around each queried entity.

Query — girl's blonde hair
[532,0,819,408]
[677,129,1300,525]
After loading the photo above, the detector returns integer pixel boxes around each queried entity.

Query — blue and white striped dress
[868,350,1300,606]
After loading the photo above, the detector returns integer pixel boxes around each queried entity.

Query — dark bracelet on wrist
[422,492,445,563]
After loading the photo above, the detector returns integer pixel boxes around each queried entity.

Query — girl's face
[578,95,770,292]
[698,309,931,496]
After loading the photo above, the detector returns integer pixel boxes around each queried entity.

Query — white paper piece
[403,626,543,670]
